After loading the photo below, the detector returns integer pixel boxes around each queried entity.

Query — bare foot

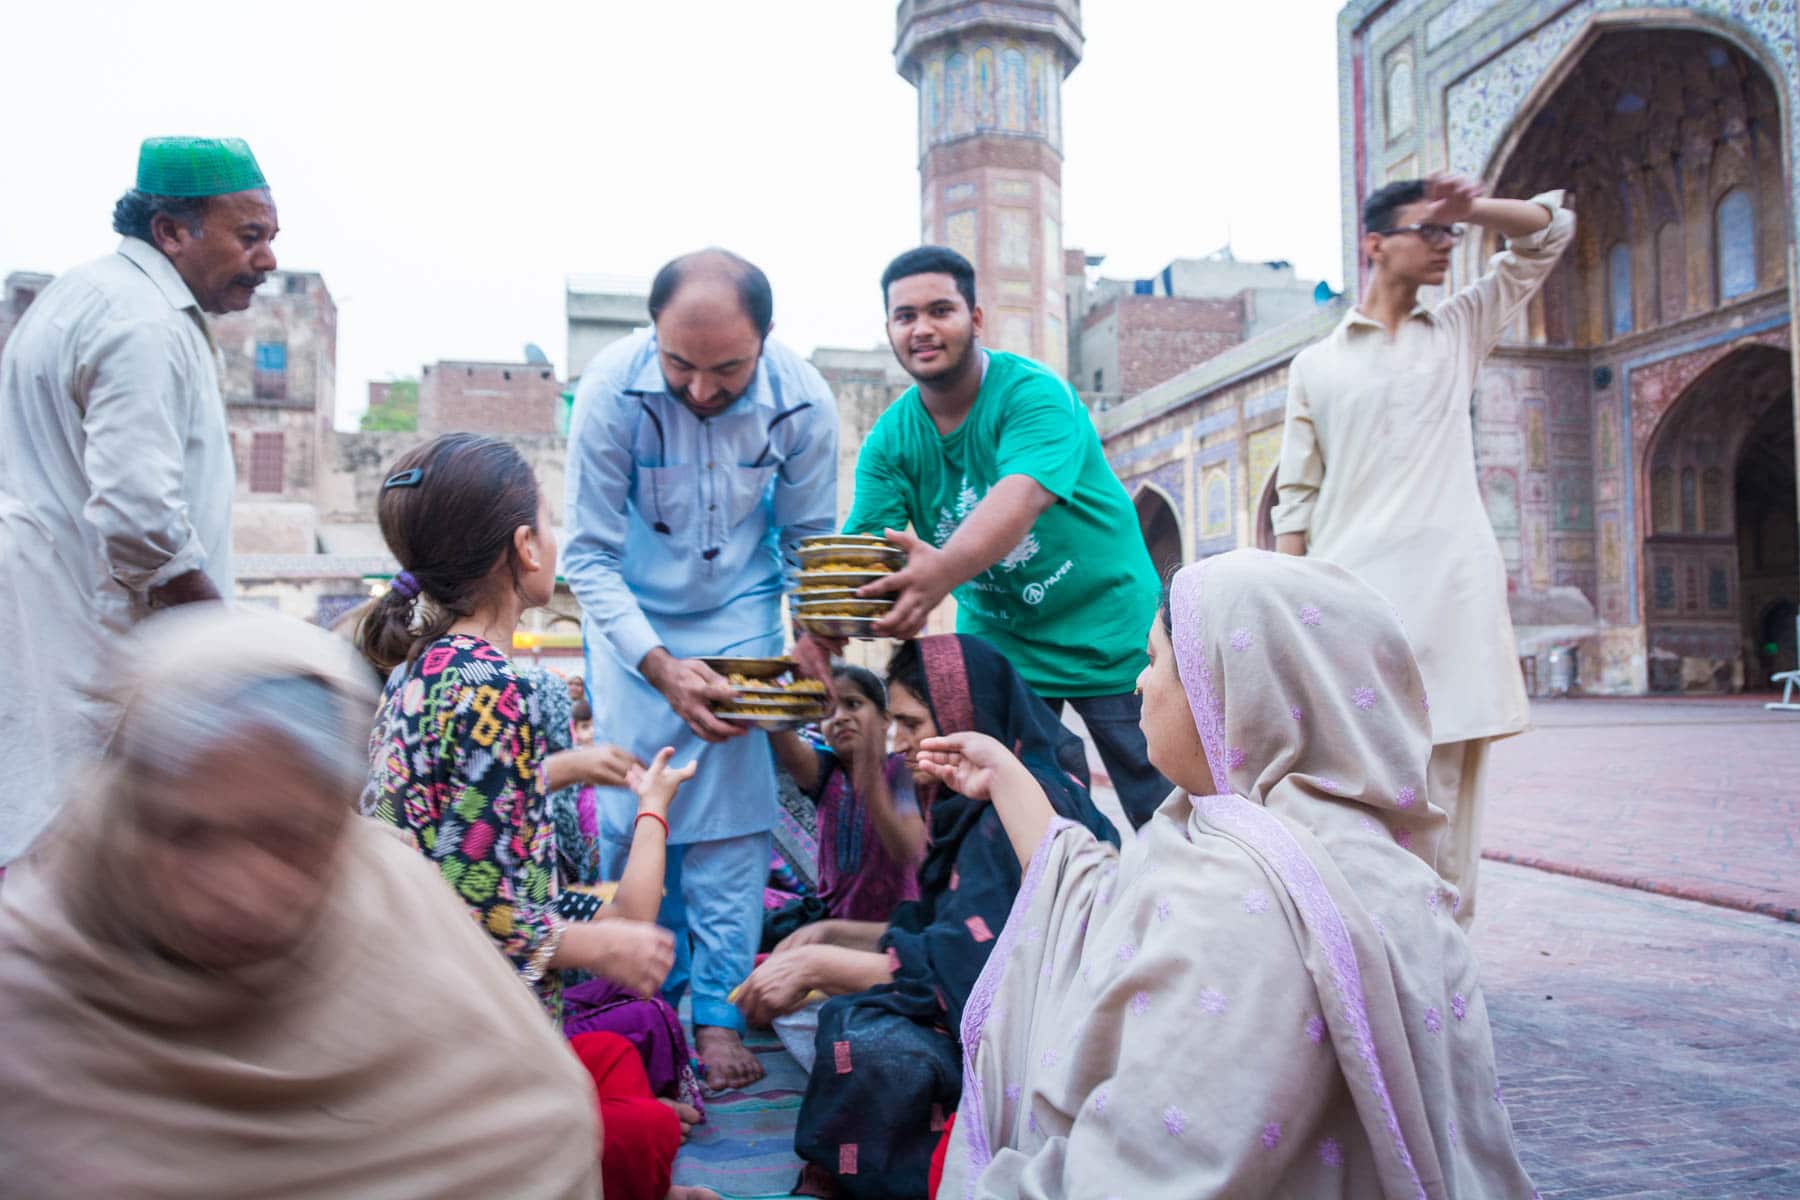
[657,1097,703,1142]
[664,1186,721,1200]
[695,1024,765,1091]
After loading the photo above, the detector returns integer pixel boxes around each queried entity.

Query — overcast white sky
[1,0,1347,429]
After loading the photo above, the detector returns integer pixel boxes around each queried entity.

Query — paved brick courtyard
[1484,698,1800,921]
[1478,861,1800,1199]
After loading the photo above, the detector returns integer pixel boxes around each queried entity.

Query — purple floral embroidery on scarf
[1117,941,1137,964]
[1129,990,1152,1016]
[1261,1122,1283,1150]
[1396,828,1414,850]
[1155,899,1172,922]
[1306,1015,1326,1045]
[1175,567,1426,1200]
[957,818,1076,1185]
[1452,993,1468,1022]
[1027,1110,1041,1135]
[1494,1084,1504,1106]
[1230,629,1253,651]
[1092,1085,1110,1114]
[1025,925,1044,944]
[1299,604,1322,626]
[1320,1137,1344,1167]
[1423,1006,1442,1034]
[1005,1083,1022,1103]
[1243,889,1271,914]
[1359,815,1381,835]
[1426,888,1441,912]
[1421,690,1430,713]
[1448,1118,1458,1141]
[1319,778,1341,793]
[1353,686,1377,710]
[1040,1048,1058,1069]
[1225,746,1247,770]
[1452,893,1463,915]
[1396,785,1417,808]
[1373,916,1387,941]
[1162,1106,1187,1136]
[1041,958,1055,978]
[1196,987,1227,1015]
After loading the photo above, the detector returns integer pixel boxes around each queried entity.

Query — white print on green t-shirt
[933,473,1041,572]
[1021,559,1073,606]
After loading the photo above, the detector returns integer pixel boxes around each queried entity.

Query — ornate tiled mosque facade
[1100,0,1799,694]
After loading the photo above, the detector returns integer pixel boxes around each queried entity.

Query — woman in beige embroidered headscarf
[918,549,1536,1198]
[0,605,601,1198]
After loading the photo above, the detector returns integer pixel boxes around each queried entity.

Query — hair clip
[383,467,424,490]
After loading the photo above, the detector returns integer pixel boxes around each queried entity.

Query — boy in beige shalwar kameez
[1274,173,1575,926]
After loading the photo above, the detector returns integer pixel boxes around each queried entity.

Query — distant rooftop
[566,274,652,296]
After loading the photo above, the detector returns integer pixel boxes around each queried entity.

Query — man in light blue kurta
[563,249,837,1087]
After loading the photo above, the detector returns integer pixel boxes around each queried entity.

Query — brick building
[1066,249,1322,405]
[418,359,562,437]
[1098,0,1799,696]
[209,270,337,556]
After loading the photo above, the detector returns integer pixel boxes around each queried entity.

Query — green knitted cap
[135,137,267,198]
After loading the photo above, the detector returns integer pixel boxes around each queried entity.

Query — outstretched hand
[630,746,697,818]
[863,528,953,640]
[915,731,1017,802]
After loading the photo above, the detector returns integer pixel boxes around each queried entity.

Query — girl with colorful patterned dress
[358,433,717,1200]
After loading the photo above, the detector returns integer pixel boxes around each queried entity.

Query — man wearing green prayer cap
[0,136,279,865]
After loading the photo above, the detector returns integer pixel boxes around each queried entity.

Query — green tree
[360,379,420,431]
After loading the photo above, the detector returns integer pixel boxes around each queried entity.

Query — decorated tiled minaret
[895,0,1082,375]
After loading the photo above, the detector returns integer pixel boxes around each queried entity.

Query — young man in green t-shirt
[844,245,1169,830]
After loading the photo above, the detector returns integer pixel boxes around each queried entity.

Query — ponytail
[359,433,541,677]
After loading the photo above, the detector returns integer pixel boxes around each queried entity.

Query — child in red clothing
[570,1032,717,1200]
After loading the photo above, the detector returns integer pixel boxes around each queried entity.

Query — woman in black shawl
[735,635,1117,1198]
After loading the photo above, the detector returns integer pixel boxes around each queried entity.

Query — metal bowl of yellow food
[798,533,891,549]
[702,656,794,681]
[713,710,820,731]
[715,691,827,711]
[728,676,829,697]
[796,568,890,589]
[791,585,863,604]
[795,544,906,571]
[794,599,891,619]
[795,614,885,639]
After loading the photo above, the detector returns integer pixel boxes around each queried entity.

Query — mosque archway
[1641,346,1794,692]
[1133,484,1183,583]
[1478,23,1790,352]
[1469,18,1795,695]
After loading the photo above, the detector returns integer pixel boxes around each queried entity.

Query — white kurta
[1273,193,1574,745]
[0,238,234,862]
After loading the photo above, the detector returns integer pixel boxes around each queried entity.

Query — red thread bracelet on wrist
[635,811,669,838]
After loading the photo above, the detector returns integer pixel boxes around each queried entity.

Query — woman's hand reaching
[919,731,1057,869]
[916,731,1016,801]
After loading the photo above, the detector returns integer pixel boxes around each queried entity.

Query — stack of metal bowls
[792,534,903,639]
[701,656,828,730]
